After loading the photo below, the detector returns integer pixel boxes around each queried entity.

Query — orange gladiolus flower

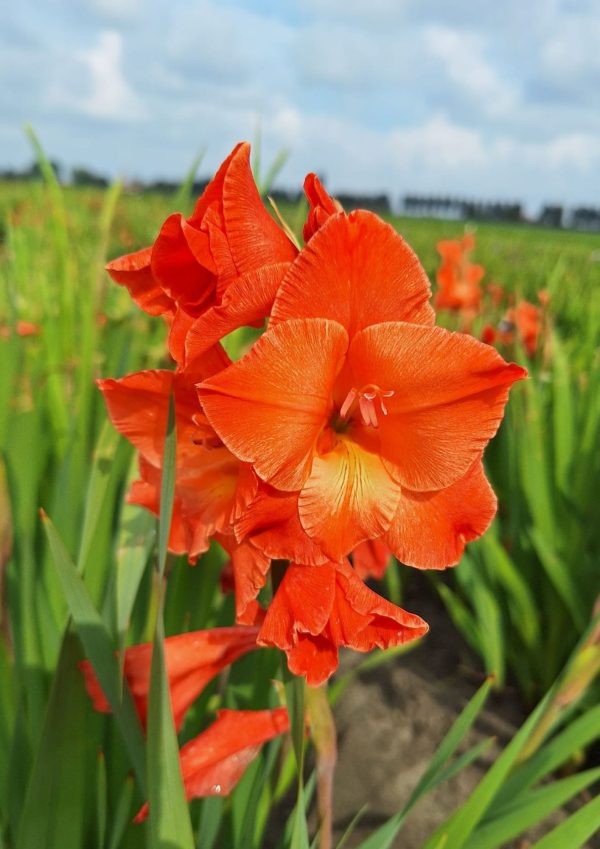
[80,626,260,731]
[486,297,545,356]
[99,351,254,560]
[199,211,525,566]
[258,560,428,686]
[0,320,41,339]
[106,143,297,366]
[351,539,393,580]
[512,299,542,356]
[134,707,289,822]
[435,234,484,315]
[303,173,343,243]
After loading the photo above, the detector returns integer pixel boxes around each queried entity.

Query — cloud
[1,0,599,207]
[59,30,145,120]
[87,0,142,24]
[424,26,517,117]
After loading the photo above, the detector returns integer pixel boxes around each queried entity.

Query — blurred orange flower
[434,234,484,321]
[98,349,255,561]
[134,708,289,822]
[80,626,260,731]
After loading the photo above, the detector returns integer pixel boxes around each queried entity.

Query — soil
[330,574,598,849]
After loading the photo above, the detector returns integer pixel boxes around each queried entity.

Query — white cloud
[75,30,145,120]
[424,25,517,117]
[88,0,142,24]
[2,0,600,207]
[301,0,408,24]
[541,13,600,80]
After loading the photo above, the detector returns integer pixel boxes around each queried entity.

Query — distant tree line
[1,161,598,232]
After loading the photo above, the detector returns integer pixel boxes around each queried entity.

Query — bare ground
[331,576,598,849]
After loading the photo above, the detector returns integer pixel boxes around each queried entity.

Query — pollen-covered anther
[339,384,394,428]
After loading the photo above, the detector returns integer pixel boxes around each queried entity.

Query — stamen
[339,384,395,428]
[339,388,357,420]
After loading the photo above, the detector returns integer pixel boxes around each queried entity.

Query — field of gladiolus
[1,134,600,849]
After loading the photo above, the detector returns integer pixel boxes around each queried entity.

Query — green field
[1,166,600,849]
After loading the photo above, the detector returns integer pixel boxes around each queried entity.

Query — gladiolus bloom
[106,143,297,367]
[303,173,343,243]
[435,234,484,315]
[98,354,254,560]
[134,707,289,822]
[80,626,260,731]
[199,211,525,566]
[351,539,393,581]
[512,300,542,356]
[258,560,428,686]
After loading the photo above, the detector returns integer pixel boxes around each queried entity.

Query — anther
[339,384,394,428]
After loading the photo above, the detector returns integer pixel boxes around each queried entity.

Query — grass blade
[464,767,600,849]
[41,511,147,792]
[146,386,194,848]
[16,632,87,849]
[527,792,600,849]
[355,680,492,849]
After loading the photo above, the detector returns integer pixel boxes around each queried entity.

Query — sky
[1,0,599,210]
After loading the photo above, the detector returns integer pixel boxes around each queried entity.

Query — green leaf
[195,798,225,849]
[289,783,311,849]
[77,422,121,576]
[41,512,147,792]
[285,672,306,773]
[146,610,195,849]
[16,632,87,849]
[421,686,556,849]
[527,792,600,849]
[96,751,107,849]
[464,767,600,849]
[428,738,495,792]
[145,386,194,849]
[106,776,135,849]
[497,703,600,804]
[529,528,586,630]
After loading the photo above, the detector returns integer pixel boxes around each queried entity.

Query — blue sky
[2,0,599,208]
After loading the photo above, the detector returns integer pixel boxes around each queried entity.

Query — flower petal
[130,448,241,561]
[198,318,348,491]
[272,210,434,335]
[229,540,271,625]
[152,213,216,314]
[98,369,199,467]
[185,262,291,363]
[259,561,428,686]
[351,539,393,580]
[385,460,497,569]
[235,482,329,566]
[302,173,342,242]
[106,247,174,316]
[347,321,527,491]
[222,144,298,276]
[298,438,401,562]
[80,626,259,731]
[134,707,289,821]
[258,563,336,651]
[331,560,428,653]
